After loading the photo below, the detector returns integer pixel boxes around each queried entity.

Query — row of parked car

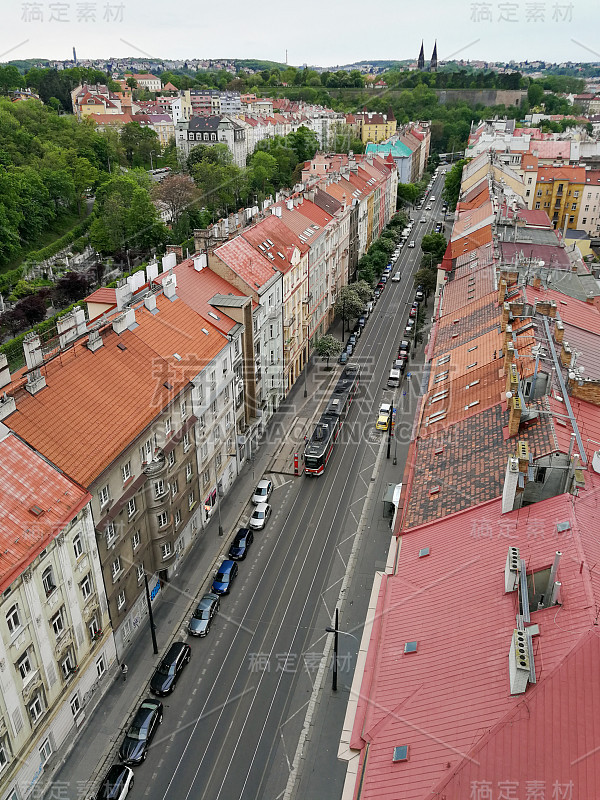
[94,480,276,799]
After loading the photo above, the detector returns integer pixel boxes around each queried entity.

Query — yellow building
[534,166,586,231]
[356,110,397,144]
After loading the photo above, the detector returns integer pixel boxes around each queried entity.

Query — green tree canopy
[314,334,343,369]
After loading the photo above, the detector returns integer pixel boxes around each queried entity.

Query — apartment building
[577,168,600,235]
[533,165,586,231]
[0,424,114,800]
[175,116,248,166]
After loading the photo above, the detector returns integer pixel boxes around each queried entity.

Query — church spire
[417,41,425,70]
[430,40,438,72]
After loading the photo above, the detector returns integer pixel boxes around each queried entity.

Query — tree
[352,280,373,304]
[14,293,47,326]
[314,334,343,370]
[397,183,420,206]
[442,159,467,211]
[54,271,90,304]
[334,286,364,333]
[413,267,437,296]
[247,151,277,197]
[126,77,137,90]
[527,82,545,107]
[421,233,447,260]
[152,174,198,225]
[120,122,159,168]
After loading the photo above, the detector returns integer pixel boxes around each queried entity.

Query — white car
[431,196,436,201]
[408,241,415,247]
[425,205,432,211]
[392,272,401,282]
[379,402,391,416]
[252,479,273,505]
[420,218,426,223]
[249,502,272,530]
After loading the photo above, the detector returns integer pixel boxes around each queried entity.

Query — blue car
[211,560,239,595]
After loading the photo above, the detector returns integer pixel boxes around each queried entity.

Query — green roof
[365,141,412,158]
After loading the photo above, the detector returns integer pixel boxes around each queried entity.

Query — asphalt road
[121,171,447,800]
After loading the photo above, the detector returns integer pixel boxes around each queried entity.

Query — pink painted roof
[350,491,600,800]
[528,140,572,160]
[451,202,495,241]
[242,214,308,274]
[0,432,91,593]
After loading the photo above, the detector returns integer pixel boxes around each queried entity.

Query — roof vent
[29,505,44,517]
[418,547,430,558]
[505,546,520,592]
[392,745,409,762]
[86,329,103,352]
[509,628,530,695]
[404,641,418,654]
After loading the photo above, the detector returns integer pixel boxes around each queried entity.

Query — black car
[150,641,191,696]
[228,527,254,561]
[119,699,163,765]
[348,334,357,346]
[95,765,134,800]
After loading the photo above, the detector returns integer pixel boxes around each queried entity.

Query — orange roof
[0,432,91,593]
[242,215,308,274]
[5,295,226,487]
[448,226,493,259]
[85,287,117,305]
[536,165,586,183]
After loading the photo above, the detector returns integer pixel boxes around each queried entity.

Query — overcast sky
[3,0,598,66]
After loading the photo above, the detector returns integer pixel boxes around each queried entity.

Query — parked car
[228,528,254,561]
[420,218,426,223]
[373,289,381,299]
[346,343,354,356]
[384,266,392,274]
[188,593,220,636]
[150,641,191,696]
[431,196,436,201]
[399,339,411,356]
[380,275,387,284]
[252,478,273,505]
[406,317,415,329]
[409,306,417,318]
[211,559,239,594]
[376,283,385,292]
[425,205,432,211]
[358,316,366,327]
[119,699,163,764]
[352,325,361,339]
[339,351,348,364]
[415,290,425,302]
[408,241,415,248]
[376,410,390,431]
[249,502,272,530]
[95,765,134,800]
[394,357,407,373]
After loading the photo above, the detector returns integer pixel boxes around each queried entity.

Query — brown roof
[434,291,499,353]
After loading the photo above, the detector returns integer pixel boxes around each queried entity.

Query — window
[175,509,181,527]
[189,490,195,510]
[216,453,222,470]
[132,530,140,551]
[201,442,208,461]
[42,567,56,597]
[111,557,121,580]
[117,591,126,611]
[39,738,52,764]
[140,438,153,463]
[60,652,76,679]
[6,605,21,635]
[0,740,9,772]
[29,693,44,723]
[210,370,216,389]
[222,359,228,376]
[89,617,100,639]
[535,202,540,209]
[17,650,32,680]
[183,432,190,452]
[569,215,575,224]
[180,400,187,419]
[165,418,172,436]
[167,451,176,468]
[157,511,168,528]
[187,464,194,482]
[80,574,92,600]
[536,189,542,197]
[127,498,137,519]
[585,204,590,211]
[199,413,206,430]
[121,462,131,482]
[70,695,81,717]
[51,608,65,637]
[574,190,579,198]
[105,523,116,548]
[136,563,144,583]
[211,400,217,416]
[154,479,165,499]
[96,655,106,677]
[73,534,83,559]
[171,479,179,497]
[224,385,230,401]
[99,485,110,507]
[226,412,232,430]
[161,542,172,560]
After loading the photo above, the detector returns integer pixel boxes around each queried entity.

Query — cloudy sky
[3,0,598,66]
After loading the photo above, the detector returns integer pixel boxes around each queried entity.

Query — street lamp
[325,608,358,691]
[150,150,156,171]
[143,571,159,655]
[216,479,224,537]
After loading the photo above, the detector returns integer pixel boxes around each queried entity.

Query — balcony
[284,316,295,329]
[143,449,166,478]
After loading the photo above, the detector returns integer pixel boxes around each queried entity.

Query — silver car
[249,502,272,530]
[188,593,220,637]
[252,479,273,505]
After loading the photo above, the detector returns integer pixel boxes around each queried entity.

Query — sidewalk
[44,335,342,799]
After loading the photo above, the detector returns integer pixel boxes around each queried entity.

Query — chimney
[504,323,513,345]
[533,275,542,288]
[560,341,572,368]
[112,307,136,334]
[505,341,515,366]
[23,333,44,371]
[0,354,11,391]
[115,281,133,311]
[501,302,510,332]
[502,455,520,513]
[25,368,46,396]
[585,294,597,305]
[164,275,178,301]
[166,244,183,264]
[86,329,103,352]
[286,198,293,211]
[509,300,524,317]
[144,294,157,313]
[516,440,529,473]
[508,395,522,437]
[554,320,564,345]
[498,279,507,304]
[0,393,16,421]
[506,363,519,396]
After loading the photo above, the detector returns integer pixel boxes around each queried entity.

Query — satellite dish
[593,450,600,475]
[506,391,513,400]
[539,260,545,267]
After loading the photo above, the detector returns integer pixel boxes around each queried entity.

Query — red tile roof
[536,164,585,183]
[84,287,117,305]
[525,285,600,336]
[0,432,91,593]
[448,226,493,260]
[242,214,309,274]
[349,491,600,800]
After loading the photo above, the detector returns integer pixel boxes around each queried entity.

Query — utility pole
[144,572,159,655]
